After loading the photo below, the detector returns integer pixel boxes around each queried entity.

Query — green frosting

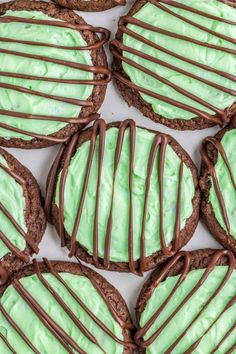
[55,127,195,262]
[209,128,236,240]
[0,155,27,260]
[0,272,124,353]
[140,266,236,353]
[123,0,236,120]
[0,10,93,140]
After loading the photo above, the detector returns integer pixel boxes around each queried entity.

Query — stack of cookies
[0,0,235,353]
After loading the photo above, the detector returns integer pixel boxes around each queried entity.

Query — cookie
[136,249,236,353]
[110,0,236,130]
[0,258,135,353]
[0,0,111,148]
[45,119,200,274]
[52,0,126,12]
[200,117,236,255]
[0,148,46,286]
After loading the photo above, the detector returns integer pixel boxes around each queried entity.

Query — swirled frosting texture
[121,0,236,120]
[0,10,93,140]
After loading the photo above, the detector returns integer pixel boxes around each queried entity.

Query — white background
[1,0,222,338]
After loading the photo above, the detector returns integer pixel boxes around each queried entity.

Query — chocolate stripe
[59,134,80,246]
[159,0,236,24]
[135,250,235,350]
[0,332,17,354]
[0,82,92,107]
[13,279,83,354]
[93,120,106,267]
[0,162,25,185]
[0,71,111,85]
[43,258,136,348]
[153,0,236,44]
[32,260,105,353]
[0,122,70,143]
[0,202,38,253]
[210,323,236,353]
[0,230,29,262]
[104,120,136,269]
[0,110,99,124]
[0,304,40,354]
[201,138,233,235]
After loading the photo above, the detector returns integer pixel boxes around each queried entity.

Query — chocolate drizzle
[135,250,236,352]
[45,119,189,275]
[0,259,135,352]
[0,14,111,141]
[110,0,236,125]
[0,160,38,264]
[201,133,236,236]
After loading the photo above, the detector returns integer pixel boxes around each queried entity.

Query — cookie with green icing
[0,148,46,286]
[200,117,236,255]
[111,0,236,130]
[0,259,135,353]
[0,0,110,148]
[52,0,126,11]
[135,249,236,353]
[45,119,200,274]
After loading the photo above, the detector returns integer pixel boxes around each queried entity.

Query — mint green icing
[0,155,27,260]
[0,10,93,140]
[122,0,236,120]
[209,128,236,240]
[0,272,124,353]
[55,127,195,262]
[140,266,236,353]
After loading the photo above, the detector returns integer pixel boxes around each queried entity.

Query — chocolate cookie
[0,258,135,353]
[45,119,200,274]
[0,0,111,148]
[110,0,236,130]
[200,117,236,255]
[52,0,126,12]
[136,249,236,353]
[0,148,46,285]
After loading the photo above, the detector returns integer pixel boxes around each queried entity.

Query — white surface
[1,0,222,332]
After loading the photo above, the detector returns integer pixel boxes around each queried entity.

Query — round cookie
[0,148,46,285]
[110,0,236,130]
[0,259,135,353]
[135,249,236,353]
[200,117,236,255]
[45,119,200,274]
[52,0,126,12]
[0,0,111,148]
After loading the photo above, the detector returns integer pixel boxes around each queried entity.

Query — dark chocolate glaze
[0,258,136,353]
[46,119,188,275]
[0,161,38,275]
[135,249,236,352]
[110,0,236,125]
[0,15,111,142]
